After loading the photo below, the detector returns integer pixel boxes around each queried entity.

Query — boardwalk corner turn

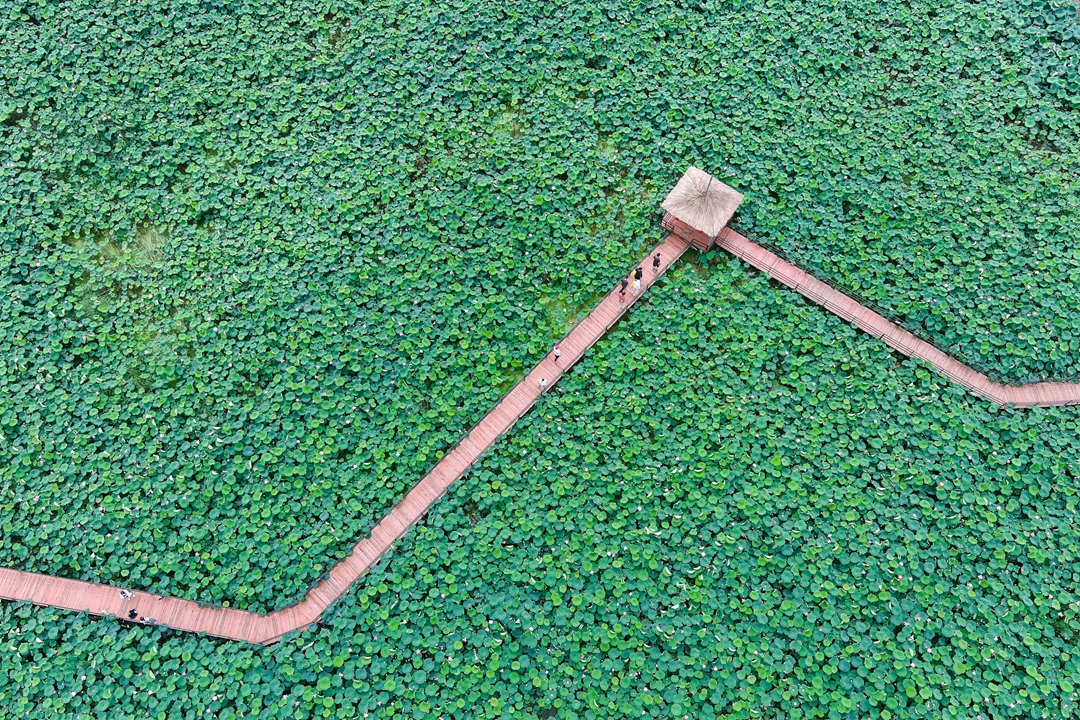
[0,231,693,644]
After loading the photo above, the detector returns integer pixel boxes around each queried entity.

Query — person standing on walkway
[619,277,628,294]
[538,377,548,391]
[618,290,626,307]
[652,253,661,273]
[633,266,643,281]
[632,277,641,297]
[553,344,561,362]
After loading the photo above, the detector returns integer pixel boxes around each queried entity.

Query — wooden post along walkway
[0,235,691,645]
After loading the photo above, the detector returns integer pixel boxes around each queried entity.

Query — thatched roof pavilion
[661,167,744,250]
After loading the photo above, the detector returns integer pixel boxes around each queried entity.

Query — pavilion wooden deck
[0,235,692,645]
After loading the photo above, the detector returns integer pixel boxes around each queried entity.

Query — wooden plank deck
[0,235,691,645]
[714,227,1080,408]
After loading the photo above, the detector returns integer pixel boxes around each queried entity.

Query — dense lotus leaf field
[0,0,662,609]
[3,0,1080,717]
[2,0,1078,607]
[729,0,1080,382]
[5,260,1080,719]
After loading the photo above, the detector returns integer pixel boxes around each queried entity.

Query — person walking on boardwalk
[631,277,641,297]
[538,377,548,391]
[553,344,561,362]
[652,252,661,273]
[633,266,643,281]
[618,290,626,307]
[619,277,628,294]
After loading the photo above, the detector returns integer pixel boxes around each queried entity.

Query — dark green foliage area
[4,0,1077,609]
[1,0,1077,604]
[0,0,660,608]
[2,0,1080,716]
[715,0,1080,381]
[5,263,1080,719]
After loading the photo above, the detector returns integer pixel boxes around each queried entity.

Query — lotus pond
[2,0,1079,717]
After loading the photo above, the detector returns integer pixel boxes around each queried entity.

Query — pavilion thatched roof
[661,166,744,238]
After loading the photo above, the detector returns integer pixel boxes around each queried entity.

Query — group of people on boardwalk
[618,253,661,306]
[539,252,662,390]
[119,589,156,625]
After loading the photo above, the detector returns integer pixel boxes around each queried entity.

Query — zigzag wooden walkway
[716,226,1080,407]
[0,236,692,644]
[3,225,1079,644]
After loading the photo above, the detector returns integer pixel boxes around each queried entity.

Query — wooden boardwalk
[716,226,1080,407]
[0,235,692,644]
[4,224,1080,644]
